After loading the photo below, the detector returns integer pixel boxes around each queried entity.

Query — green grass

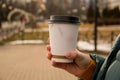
[0,31,49,45]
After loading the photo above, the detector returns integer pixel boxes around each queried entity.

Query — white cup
[48,15,80,63]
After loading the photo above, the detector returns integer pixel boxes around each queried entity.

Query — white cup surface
[49,23,79,63]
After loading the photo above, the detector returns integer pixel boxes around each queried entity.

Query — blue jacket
[79,34,120,80]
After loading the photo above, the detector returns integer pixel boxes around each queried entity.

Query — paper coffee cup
[48,15,80,63]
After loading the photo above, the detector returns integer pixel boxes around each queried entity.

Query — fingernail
[65,53,71,58]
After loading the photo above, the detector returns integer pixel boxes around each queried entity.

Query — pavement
[0,45,77,80]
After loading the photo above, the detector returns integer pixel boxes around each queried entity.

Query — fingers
[46,45,51,51]
[65,50,78,59]
[51,60,68,70]
[46,45,52,60]
[51,50,78,69]
[46,52,52,60]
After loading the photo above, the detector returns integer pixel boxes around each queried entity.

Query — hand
[46,45,91,76]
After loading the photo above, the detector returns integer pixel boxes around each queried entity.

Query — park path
[0,45,77,80]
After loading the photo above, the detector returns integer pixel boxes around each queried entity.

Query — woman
[46,34,120,80]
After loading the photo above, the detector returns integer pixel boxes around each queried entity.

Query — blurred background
[0,0,120,80]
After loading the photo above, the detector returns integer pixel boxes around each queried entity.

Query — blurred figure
[21,15,27,23]
[20,15,27,30]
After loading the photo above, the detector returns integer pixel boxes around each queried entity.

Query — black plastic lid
[49,15,80,24]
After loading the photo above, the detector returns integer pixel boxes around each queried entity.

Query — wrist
[75,52,91,69]
[75,58,96,80]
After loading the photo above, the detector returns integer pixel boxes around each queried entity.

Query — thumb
[65,50,78,59]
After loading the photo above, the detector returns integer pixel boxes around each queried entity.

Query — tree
[0,0,12,21]
[110,6,120,18]
[102,7,110,18]
[103,6,120,19]
[86,0,95,22]
[45,0,66,19]
[86,0,100,23]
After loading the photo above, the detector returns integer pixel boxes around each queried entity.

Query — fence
[78,25,120,48]
[0,22,120,52]
[0,21,24,41]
